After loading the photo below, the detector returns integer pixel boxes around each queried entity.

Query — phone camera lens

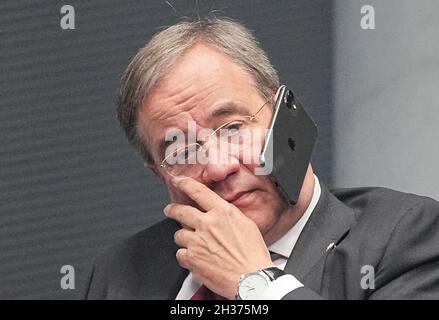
[285,90,294,109]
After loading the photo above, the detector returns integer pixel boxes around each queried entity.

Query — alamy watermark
[361,5,375,30]
[60,265,75,290]
[60,5,75,30]
[360,265,375,290]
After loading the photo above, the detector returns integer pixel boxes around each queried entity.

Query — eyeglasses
[158,97,273,178]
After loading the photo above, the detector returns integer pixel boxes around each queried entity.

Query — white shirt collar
[268,174,321,259]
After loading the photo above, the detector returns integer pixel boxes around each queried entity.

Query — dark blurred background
[0,0,437,299]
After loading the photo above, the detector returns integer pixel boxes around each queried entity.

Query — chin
[239,206,278,235]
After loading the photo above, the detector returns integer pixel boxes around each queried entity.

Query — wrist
[258,273,303,300]
[236,267,287,300]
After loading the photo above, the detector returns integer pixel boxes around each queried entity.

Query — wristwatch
[236,267,286,300]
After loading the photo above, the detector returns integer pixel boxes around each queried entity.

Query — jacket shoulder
[84,218,181,299]
[330,186,439,221]
[95,218,178,266]
[330,187,439,299]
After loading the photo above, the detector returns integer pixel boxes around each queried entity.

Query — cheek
[253,182,288,228]
[167,185,200,207]
[168,186,187,202]
[240,188,288,233]
[238,137,267,173]
[258,174,287,203]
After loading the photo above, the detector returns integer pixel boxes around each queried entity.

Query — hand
[164,175,274,299]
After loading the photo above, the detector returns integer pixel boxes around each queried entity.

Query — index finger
[170,175,227,211]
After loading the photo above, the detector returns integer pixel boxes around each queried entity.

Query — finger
[164,203,202,229]
[174,228,195,248]
[176,248,189,269]
[181,223,194,231]
[170,175,227,211]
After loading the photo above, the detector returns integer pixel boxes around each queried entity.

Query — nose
[201,144,240,183]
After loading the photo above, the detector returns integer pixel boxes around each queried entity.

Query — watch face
[238,272,269,300]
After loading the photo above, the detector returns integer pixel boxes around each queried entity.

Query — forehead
[137,43,264,161]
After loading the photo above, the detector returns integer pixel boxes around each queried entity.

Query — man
[84,17,439,299]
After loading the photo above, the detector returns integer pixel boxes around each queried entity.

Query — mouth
[223,189,258,207]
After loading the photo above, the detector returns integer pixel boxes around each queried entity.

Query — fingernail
[163,204,171,216]
[171,175,186,186]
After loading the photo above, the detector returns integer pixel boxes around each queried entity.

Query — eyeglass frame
[157,91,279,176]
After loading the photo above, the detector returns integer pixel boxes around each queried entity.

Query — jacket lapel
[155,245,188,300]
[140,219,189,300]
[284,184,356,282]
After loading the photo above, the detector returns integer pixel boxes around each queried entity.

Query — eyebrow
[207,102,249,122]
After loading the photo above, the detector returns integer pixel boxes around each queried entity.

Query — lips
[222,189,258,204]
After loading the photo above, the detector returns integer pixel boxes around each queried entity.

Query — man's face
[138,43,288,236]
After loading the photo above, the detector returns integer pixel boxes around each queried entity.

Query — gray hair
[116,16,280,164]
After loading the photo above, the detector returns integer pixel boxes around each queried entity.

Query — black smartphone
[258,85,318,205]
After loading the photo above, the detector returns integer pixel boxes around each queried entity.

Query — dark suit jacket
[84,185,439,299]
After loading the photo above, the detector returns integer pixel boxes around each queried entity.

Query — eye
[222,121,243,135]
[175,148,188,161]
[175,145,199,162]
